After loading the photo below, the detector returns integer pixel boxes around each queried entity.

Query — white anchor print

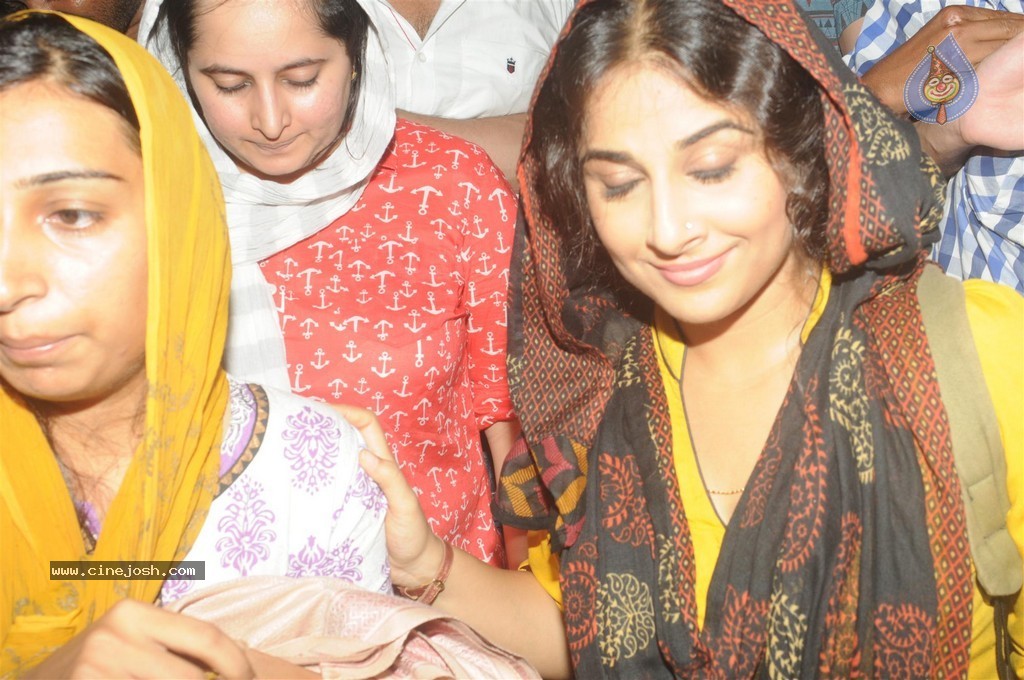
[371,351,396,378]
[412,185,442,216]
[308,240,333,262]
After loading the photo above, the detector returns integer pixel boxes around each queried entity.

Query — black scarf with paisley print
[495,0,974,677]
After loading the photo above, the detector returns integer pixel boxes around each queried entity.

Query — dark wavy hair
[525,0,829,290]
[0,12,140,152]
[154,0,368,141]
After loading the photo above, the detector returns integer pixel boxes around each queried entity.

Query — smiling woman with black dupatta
[359,0,1024,678]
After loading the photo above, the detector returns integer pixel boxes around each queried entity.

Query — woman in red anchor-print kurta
[263,120,516,566]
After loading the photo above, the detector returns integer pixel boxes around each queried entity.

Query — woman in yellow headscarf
[0,11,390,677]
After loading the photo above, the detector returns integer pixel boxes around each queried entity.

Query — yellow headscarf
[0,12,230,673]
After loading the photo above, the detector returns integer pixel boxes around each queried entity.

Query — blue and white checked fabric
[846,0,1024,292]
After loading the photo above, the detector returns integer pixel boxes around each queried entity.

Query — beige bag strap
[917,265,1022,597]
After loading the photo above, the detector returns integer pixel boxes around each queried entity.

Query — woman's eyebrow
[14,169,125,189]
[580,149,633,165]
[199,57,327,77]
[581,120,754,165]
[674,120,753,149]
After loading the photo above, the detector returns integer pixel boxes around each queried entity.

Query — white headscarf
[140,0,396,389]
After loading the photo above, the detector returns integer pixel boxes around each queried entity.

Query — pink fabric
[165,577,540,679]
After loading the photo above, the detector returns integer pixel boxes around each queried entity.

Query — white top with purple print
[151,377,389,601]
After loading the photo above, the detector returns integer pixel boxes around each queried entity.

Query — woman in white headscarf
[143,0,521,568]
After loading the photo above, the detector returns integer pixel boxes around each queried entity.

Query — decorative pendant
[903,34,978,125]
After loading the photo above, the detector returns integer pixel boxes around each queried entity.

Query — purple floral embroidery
[159,576,194,604]
[287,535,364,583]
[215,478,277,575]
[281,407,341,494]
[337,469,387,519]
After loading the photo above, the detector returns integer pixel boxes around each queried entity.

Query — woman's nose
[646,188,703,256]
[252,85,290,140]
[0,222,47,314]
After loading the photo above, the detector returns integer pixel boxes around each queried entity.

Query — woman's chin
[236,156,317,184]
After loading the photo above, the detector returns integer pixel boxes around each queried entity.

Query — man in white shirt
[363,0,575,189]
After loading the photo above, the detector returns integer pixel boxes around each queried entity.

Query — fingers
[359,448,419,515]
[332,403,391,461]
[158,625,253,679]
[933,4,1024,30]
[27,600,255,679]
[112,602,254,679]
[862,7,1024,115]
[960,14,1024,51]
[113,637,211,679]
[933,6,1024,56]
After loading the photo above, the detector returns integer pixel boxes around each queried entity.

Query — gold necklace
[706,485,746,496]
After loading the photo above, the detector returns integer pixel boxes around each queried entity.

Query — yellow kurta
[526,274,1023,677]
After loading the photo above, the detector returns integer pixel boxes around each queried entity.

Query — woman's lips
[0,335,73,365]
[655,250,729,287]
[253,137,297,153]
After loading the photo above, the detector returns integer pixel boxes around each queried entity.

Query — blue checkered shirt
[846,0,1024,292]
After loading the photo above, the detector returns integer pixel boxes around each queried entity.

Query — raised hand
[862,6,1024,115]
[959,30,1024,152]
[340,404,448,588]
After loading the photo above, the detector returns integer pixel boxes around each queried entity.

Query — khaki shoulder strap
[917,265,1022,597]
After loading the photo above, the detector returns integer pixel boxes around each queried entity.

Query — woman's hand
[915,30,1024,175]
[862,6,1024,114]
[336,404,446,587]
[958,30,1024,152]
[342,407,571,678]
[24,599,254,679]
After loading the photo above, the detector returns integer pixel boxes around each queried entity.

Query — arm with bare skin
[399,111,527,193]
[915,30,1024,176]
[22,599,259,679]
[839,17,865,54]
[860,6,1024,114]
[853,7,1024,176]
[349,404,571,680]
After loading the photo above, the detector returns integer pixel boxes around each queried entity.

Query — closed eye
[216,81,248,94]
[603,180,639,200]
[691,165,736,184]
[287,76,318,90]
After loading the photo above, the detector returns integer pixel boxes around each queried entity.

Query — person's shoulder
[963,278,1024,340]
[228,376,364,446]
[960,279,1023,398]
[393,118,507,186]
[394,117,488,156]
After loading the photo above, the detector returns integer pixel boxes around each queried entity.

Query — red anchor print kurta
[262,120,516,566]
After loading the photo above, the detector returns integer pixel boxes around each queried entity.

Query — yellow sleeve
[963,280,1024,678]
[525,530,563,607]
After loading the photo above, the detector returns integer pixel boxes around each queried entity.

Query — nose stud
[685,222,695,231]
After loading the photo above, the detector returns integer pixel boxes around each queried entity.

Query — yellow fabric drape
[1,12,231,674]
